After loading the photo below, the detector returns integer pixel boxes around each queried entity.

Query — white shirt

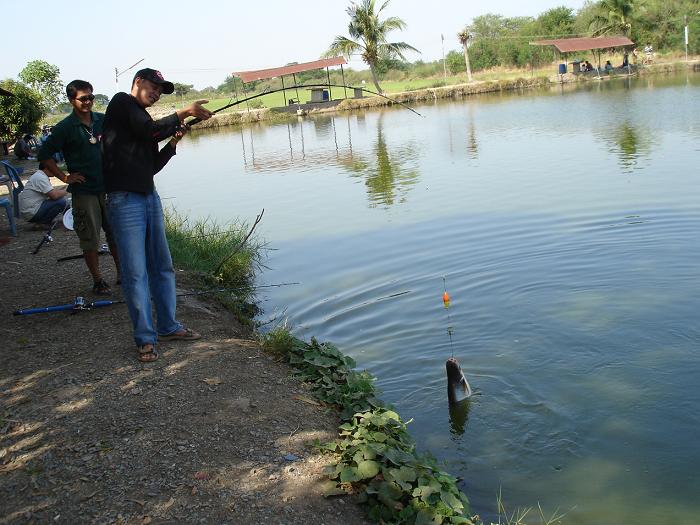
[19,170,54,219]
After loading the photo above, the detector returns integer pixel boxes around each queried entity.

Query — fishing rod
[186,83,424,126]
[57,244,110,263]
[13,296,125,316]
[12,282,300,316]
[33,202,71,255]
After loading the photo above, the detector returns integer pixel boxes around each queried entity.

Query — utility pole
[441,34,447,81]
[685,15,689,62]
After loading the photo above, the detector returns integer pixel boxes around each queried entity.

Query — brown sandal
[158,327,201,341]
[137,344,158,362]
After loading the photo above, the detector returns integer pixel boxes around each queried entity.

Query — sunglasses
[75,94,95,102]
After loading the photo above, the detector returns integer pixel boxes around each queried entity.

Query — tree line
[3,0,699,137]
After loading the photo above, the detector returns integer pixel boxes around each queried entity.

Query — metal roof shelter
[232,57,348,107]
[530,36,635,73]
[531,36,634,53]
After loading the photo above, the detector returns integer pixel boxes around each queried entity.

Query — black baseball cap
[133,68,174,95]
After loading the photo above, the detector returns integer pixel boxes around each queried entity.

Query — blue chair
[0,172,17,236]
[0,160,24,218]
[0,196,17,236]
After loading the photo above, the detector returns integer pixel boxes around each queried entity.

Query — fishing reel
[73,296,89,310]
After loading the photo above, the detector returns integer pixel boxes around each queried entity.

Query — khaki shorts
[71,193,114,251]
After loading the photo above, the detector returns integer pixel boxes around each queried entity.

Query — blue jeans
[106,190,182,346]
[30,198,67,224]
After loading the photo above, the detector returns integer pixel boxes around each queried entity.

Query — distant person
[14,134,35,159]
[605,60,613,72]
[644,44,654,64]
[38,79,121,295]
[39,126,50,145]
[18,161,68,226]
[632,48,639,65]
[103,67,213,362]
[622,51,629,67]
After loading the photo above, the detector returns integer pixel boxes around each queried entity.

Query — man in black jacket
[103,68,212,362]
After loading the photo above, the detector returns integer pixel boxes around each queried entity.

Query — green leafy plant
[263,332,475,524]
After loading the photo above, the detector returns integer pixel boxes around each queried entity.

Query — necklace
[84,127,97,144]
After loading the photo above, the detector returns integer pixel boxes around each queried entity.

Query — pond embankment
[183,60,699,131]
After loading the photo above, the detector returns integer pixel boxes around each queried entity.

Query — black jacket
[103,92,180,193]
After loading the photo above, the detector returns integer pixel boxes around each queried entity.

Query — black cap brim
[159,81,175,95]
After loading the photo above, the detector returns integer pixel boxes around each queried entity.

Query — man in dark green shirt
[38,79,120,294]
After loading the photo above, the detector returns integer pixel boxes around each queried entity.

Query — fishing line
[442,276,455,358]
[186,83,424,126]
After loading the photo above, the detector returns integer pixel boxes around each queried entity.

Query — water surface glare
[158,73,700,523]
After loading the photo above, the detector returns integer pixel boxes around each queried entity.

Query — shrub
[0,79,44,138]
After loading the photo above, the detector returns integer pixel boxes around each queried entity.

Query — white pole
[685,16,689,62]
[441,34,447,81]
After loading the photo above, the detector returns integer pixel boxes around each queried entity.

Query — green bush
[0,79,44,139]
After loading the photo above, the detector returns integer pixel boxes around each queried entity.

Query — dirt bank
[0,171,368,524]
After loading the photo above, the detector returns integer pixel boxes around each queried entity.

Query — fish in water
[446,357,472,404]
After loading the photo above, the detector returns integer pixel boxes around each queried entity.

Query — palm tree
[324,0,419,94]
[457,28,473,82]
[590,0,636,36]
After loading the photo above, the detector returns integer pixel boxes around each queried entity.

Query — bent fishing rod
[186,83,424,126]
[12,282,300,316]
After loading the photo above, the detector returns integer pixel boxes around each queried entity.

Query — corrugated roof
[531,36,634,53]
[234,57,347,83]
[0,87,14,97]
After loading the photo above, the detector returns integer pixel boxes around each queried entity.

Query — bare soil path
[0,169,368,524]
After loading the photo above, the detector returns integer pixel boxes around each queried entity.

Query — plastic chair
[0,197,17,236]
[0,174,17,237]
[0,160,24,218]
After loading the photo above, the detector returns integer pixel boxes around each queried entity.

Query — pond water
[157,73,700,524]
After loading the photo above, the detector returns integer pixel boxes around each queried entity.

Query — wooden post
[281,75,287,106]
[293,73,301,105]
[326,67,333,101]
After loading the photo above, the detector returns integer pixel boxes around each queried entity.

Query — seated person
[605,60,613,72]
[14,134,36,160]
[18,161,68,225]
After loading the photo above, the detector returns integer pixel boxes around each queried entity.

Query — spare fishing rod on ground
[11,282,301,316]
[185,83,424,127]
[57,244,110,263]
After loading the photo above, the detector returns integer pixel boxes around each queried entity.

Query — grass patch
[164,207,265,323]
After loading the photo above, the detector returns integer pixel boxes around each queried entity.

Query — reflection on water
[448,399,471,436]
[343,115,420,208]
[596,121,654,172]
[235,112,422,208]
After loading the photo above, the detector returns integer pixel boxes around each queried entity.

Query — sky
[3,0,586,97]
